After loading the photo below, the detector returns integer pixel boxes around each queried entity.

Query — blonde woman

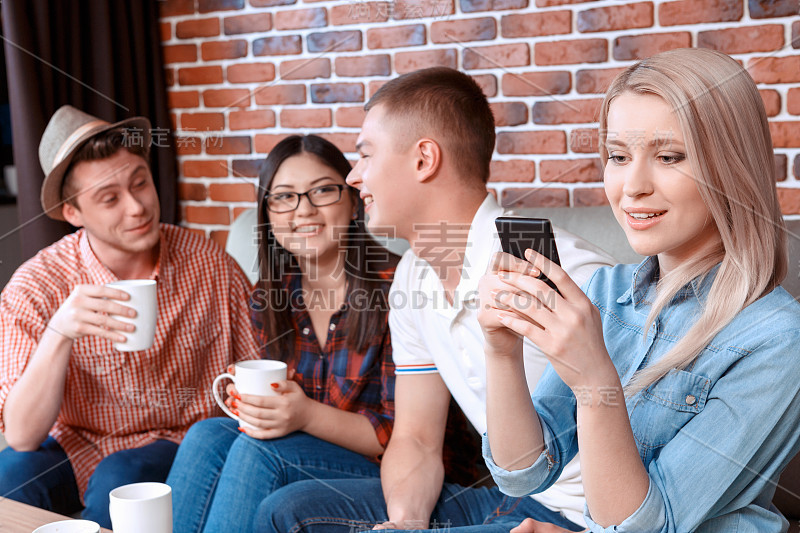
[480,48,800,532]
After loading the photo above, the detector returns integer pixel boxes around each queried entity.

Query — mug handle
[212,373,239,422]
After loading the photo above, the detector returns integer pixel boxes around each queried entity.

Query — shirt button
[316,385,322,390]
[685,395,697,406]
[329,323,336,331]
[302,327,310,335]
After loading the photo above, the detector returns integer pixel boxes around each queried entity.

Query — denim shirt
[484,257,800,532]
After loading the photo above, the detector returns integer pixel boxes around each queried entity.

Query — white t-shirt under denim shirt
[484,256,800,532]
[390,194,616,526]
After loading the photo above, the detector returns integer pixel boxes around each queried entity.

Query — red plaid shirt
[0,225,259,498]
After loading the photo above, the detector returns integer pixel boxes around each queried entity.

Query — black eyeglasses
[264,184,346,213]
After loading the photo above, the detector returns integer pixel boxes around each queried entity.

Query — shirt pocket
[628,368,711,465]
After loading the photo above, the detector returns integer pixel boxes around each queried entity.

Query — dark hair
[61,127,150,208]
[366,66,496,187]
[255,134,397,357]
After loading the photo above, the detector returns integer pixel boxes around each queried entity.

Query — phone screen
[495,216,561,293]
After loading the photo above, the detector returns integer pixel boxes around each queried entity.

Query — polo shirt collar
[453,194,504,304]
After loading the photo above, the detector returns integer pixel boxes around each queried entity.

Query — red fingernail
[233,393,241,400]
[231,409,239,416]
[270,383,279,389]
[238,427,245,432]
[231,400,238,408]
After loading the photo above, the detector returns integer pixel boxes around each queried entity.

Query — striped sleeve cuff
[395,363,438,375]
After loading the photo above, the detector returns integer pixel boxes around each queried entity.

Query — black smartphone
[495,216,561,293]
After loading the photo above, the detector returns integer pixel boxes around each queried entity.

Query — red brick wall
[158,0,800,242]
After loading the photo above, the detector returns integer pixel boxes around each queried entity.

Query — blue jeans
[166,417,381,533]
[254,478,585,533]
[0,436,178,529]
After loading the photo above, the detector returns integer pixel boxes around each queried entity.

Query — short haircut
[61,127,150,208]
[366,67,496,186]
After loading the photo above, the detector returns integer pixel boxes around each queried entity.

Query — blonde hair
[598,48,788,395]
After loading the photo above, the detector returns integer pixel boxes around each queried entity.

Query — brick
[230,110,276,130]
[795,155,800,180]
[179,181,207,201]
[253,36,302,56]
[778,188,800,214]
[540,158,602,182]
[336,55,391,77]
[311,83,365,104]
[698,25,783,54]
[210,230,229,248]
[250,0,296,5]
[496,131,567,154]
[532,98,602,124]
[570,128,598,153]
[461,0,527,12]
[573,188,609,207]
[163,44,197,64]
[502,71,571,96]
[489,160,535,182]
[367,24,426,49]
[336,106,367,127]
[761,89,781,117]
[577,2,653,33]
[395,49,457,73]
[176,18,220,39]
[280,58,331,80]
[789,88,800,115]
[274,8,327,30]
[431,17,496,43]
[393,0,455,20]
[501,188,569,208]
[160,22,171,42]
[775,154,787,181]
[472,74,498,97]
[280,109,333,128]
[178,66,223,86]
[659,0,742,26]
[184,205,230,225]
[203,88,250,108]
[254,85,307,105]
[794,21,800,49]
[368,80,390,97]
[613,32,691,61]
[201,40,247,61]
[224,13,272,34]
[463,43,529,70]
[233,207,253,221]
[165,68,175,86]
[318,133,359,153]
[575,67,626,94]
[183,227,206,238]
[159,0,194,17]
[536,0,599,5]
[199,0,244,12]
[491,102,528,127]
[255,134,291,153]
[535,39,607,66]
[175,136,202,155]
[307,31,362,53]
[168,90,200,109]
[331,2,392,25]
[227,63,276,83]
[749,0,799,18]
[770,122,800,148]
[205,136,252,155]
[501,11,571,38]
[180,112,225,131]
[183,160,229,178]
[208,183,257,202]
[748,57,800,83]
[232,159,264,178]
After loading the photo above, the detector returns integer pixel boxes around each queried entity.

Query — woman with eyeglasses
[165,135,398,533]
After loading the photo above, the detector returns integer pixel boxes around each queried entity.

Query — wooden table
[0,498,112,532]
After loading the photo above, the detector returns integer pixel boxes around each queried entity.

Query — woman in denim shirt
[479,48,800,532]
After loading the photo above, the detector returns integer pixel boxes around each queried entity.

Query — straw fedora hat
[38,105,151,220]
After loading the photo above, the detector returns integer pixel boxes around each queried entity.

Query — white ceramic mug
[109,482,172,533]
[212,360,288,429]
[105,279,157,351]
[32,520,100,533]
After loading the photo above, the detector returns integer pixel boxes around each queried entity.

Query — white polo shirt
[389,194,616,526]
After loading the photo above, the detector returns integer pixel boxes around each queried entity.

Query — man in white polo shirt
[253,68,614,532]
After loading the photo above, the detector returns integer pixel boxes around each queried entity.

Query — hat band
[52,119,108,169]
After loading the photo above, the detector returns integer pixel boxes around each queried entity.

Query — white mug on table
[109,481,172,533]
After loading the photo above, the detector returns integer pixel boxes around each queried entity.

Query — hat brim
[41,116,152,221]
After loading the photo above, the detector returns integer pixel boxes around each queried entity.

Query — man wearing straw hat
[0,105,258,528]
